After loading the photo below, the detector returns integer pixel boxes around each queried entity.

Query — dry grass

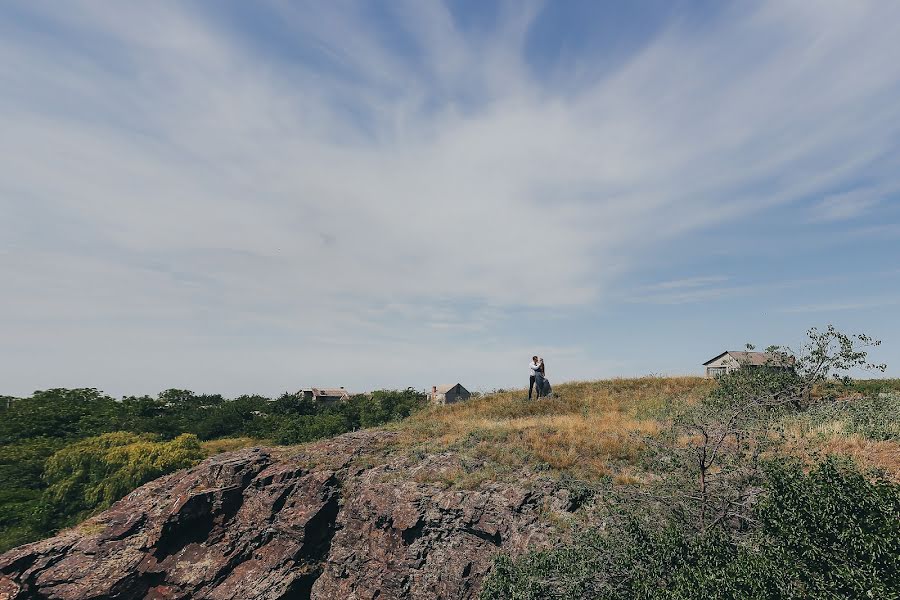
[392,377,710,482]
[816,435,900,479]
[781,423,900,481]
[384,377,899,487]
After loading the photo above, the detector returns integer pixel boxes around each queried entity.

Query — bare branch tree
[646,326,885,534]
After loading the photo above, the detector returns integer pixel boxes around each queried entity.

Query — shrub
[797,393,900,441]
[480,459,900,599]
[40,432,204,529]
[273,413,352,445]
[759,458,899,598]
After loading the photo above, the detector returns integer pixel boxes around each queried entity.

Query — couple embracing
[528,356,551,399]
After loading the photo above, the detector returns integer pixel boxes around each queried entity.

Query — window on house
[708,367,727,377]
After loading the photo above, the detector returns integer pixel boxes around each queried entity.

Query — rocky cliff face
[0,431,573,600]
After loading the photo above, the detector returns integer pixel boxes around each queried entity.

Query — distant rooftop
[703,351,795,367]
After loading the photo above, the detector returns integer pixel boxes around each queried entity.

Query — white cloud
[2,1,900,394]
[779,296,900,314]
[811,188,887,222]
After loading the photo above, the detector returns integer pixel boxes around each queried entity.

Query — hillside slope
[2,378,897,599]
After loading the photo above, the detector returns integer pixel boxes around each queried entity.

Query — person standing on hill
[529,356,543,400]
[535,357,547,398]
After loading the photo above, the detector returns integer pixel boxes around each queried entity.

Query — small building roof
[434,383,466,393]
[300,387,351,397]
[703,351,795,367]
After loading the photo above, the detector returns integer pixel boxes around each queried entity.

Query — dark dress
[534,363,546,397]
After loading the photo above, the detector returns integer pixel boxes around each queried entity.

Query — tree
[651,326,885,533]
[40,431,204,529]
[0,438,67,553]
[0,388,123,444]
[194,395,270,440]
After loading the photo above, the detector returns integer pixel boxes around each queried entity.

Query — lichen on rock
[0,431,571,600]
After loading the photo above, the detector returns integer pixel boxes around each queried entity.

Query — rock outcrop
[0,431,571,600]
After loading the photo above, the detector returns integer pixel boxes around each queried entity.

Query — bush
[273,413,352,445]
[798,393,900,441]
[480,459,900,599]
[40,432,205,529]
[759,459,899,598]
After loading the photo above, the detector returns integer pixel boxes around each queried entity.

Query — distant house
[430,383,470,405]
[299,387,351,403]
[702,351,795,378]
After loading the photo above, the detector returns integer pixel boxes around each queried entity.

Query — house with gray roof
[702,351,795,378]
[430,383,470,405]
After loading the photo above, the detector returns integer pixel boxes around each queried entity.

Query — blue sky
[2,1,899,397]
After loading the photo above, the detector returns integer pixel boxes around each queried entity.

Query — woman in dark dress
[534,358,546,398]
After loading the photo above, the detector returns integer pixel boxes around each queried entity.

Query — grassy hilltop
[388,377,900,485]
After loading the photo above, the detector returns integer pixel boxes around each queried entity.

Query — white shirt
[529,361,541,376]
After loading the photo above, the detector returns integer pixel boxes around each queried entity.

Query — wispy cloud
[1,1,900,393]
[779,296,900,314]
[640,276,730,291]
[810,187,888,222]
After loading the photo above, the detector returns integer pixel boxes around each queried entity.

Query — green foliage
[0,438,66,553]
[0,388,123,444]
[0,438,66,491]
[0,385,427,552]
[120,390,233,439]
[273,413,352,445]
[759,458,899,598]
[40,432,205,529]
[704,364,800,414]
[796,392,900,441]
[271,389,427,444]
[845,378,900,395]
[351,388,427,428]
[481,459,900,599]
[193,395,270,440]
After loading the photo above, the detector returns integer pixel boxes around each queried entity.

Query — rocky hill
[3,377,897,600]
[0,430,574,600]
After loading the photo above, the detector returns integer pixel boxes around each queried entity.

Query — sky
[2,1,899,398]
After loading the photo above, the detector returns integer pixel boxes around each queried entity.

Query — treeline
[0,387,426,553]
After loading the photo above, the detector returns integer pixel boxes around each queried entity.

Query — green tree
[657,326,885,533]
[273,413,351,445]
[194,395,270,440]
[40,431,204,529]
[0,438,66,553]
[0,388,123,444]
[353,388,427,428]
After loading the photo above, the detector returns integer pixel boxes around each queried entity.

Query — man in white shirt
[529,356,542,400]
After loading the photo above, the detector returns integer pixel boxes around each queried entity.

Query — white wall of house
[704,354,741,378]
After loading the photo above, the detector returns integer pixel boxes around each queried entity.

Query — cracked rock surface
[0,431,568,600]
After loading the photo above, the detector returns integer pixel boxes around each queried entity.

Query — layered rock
[0,431,571,600]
